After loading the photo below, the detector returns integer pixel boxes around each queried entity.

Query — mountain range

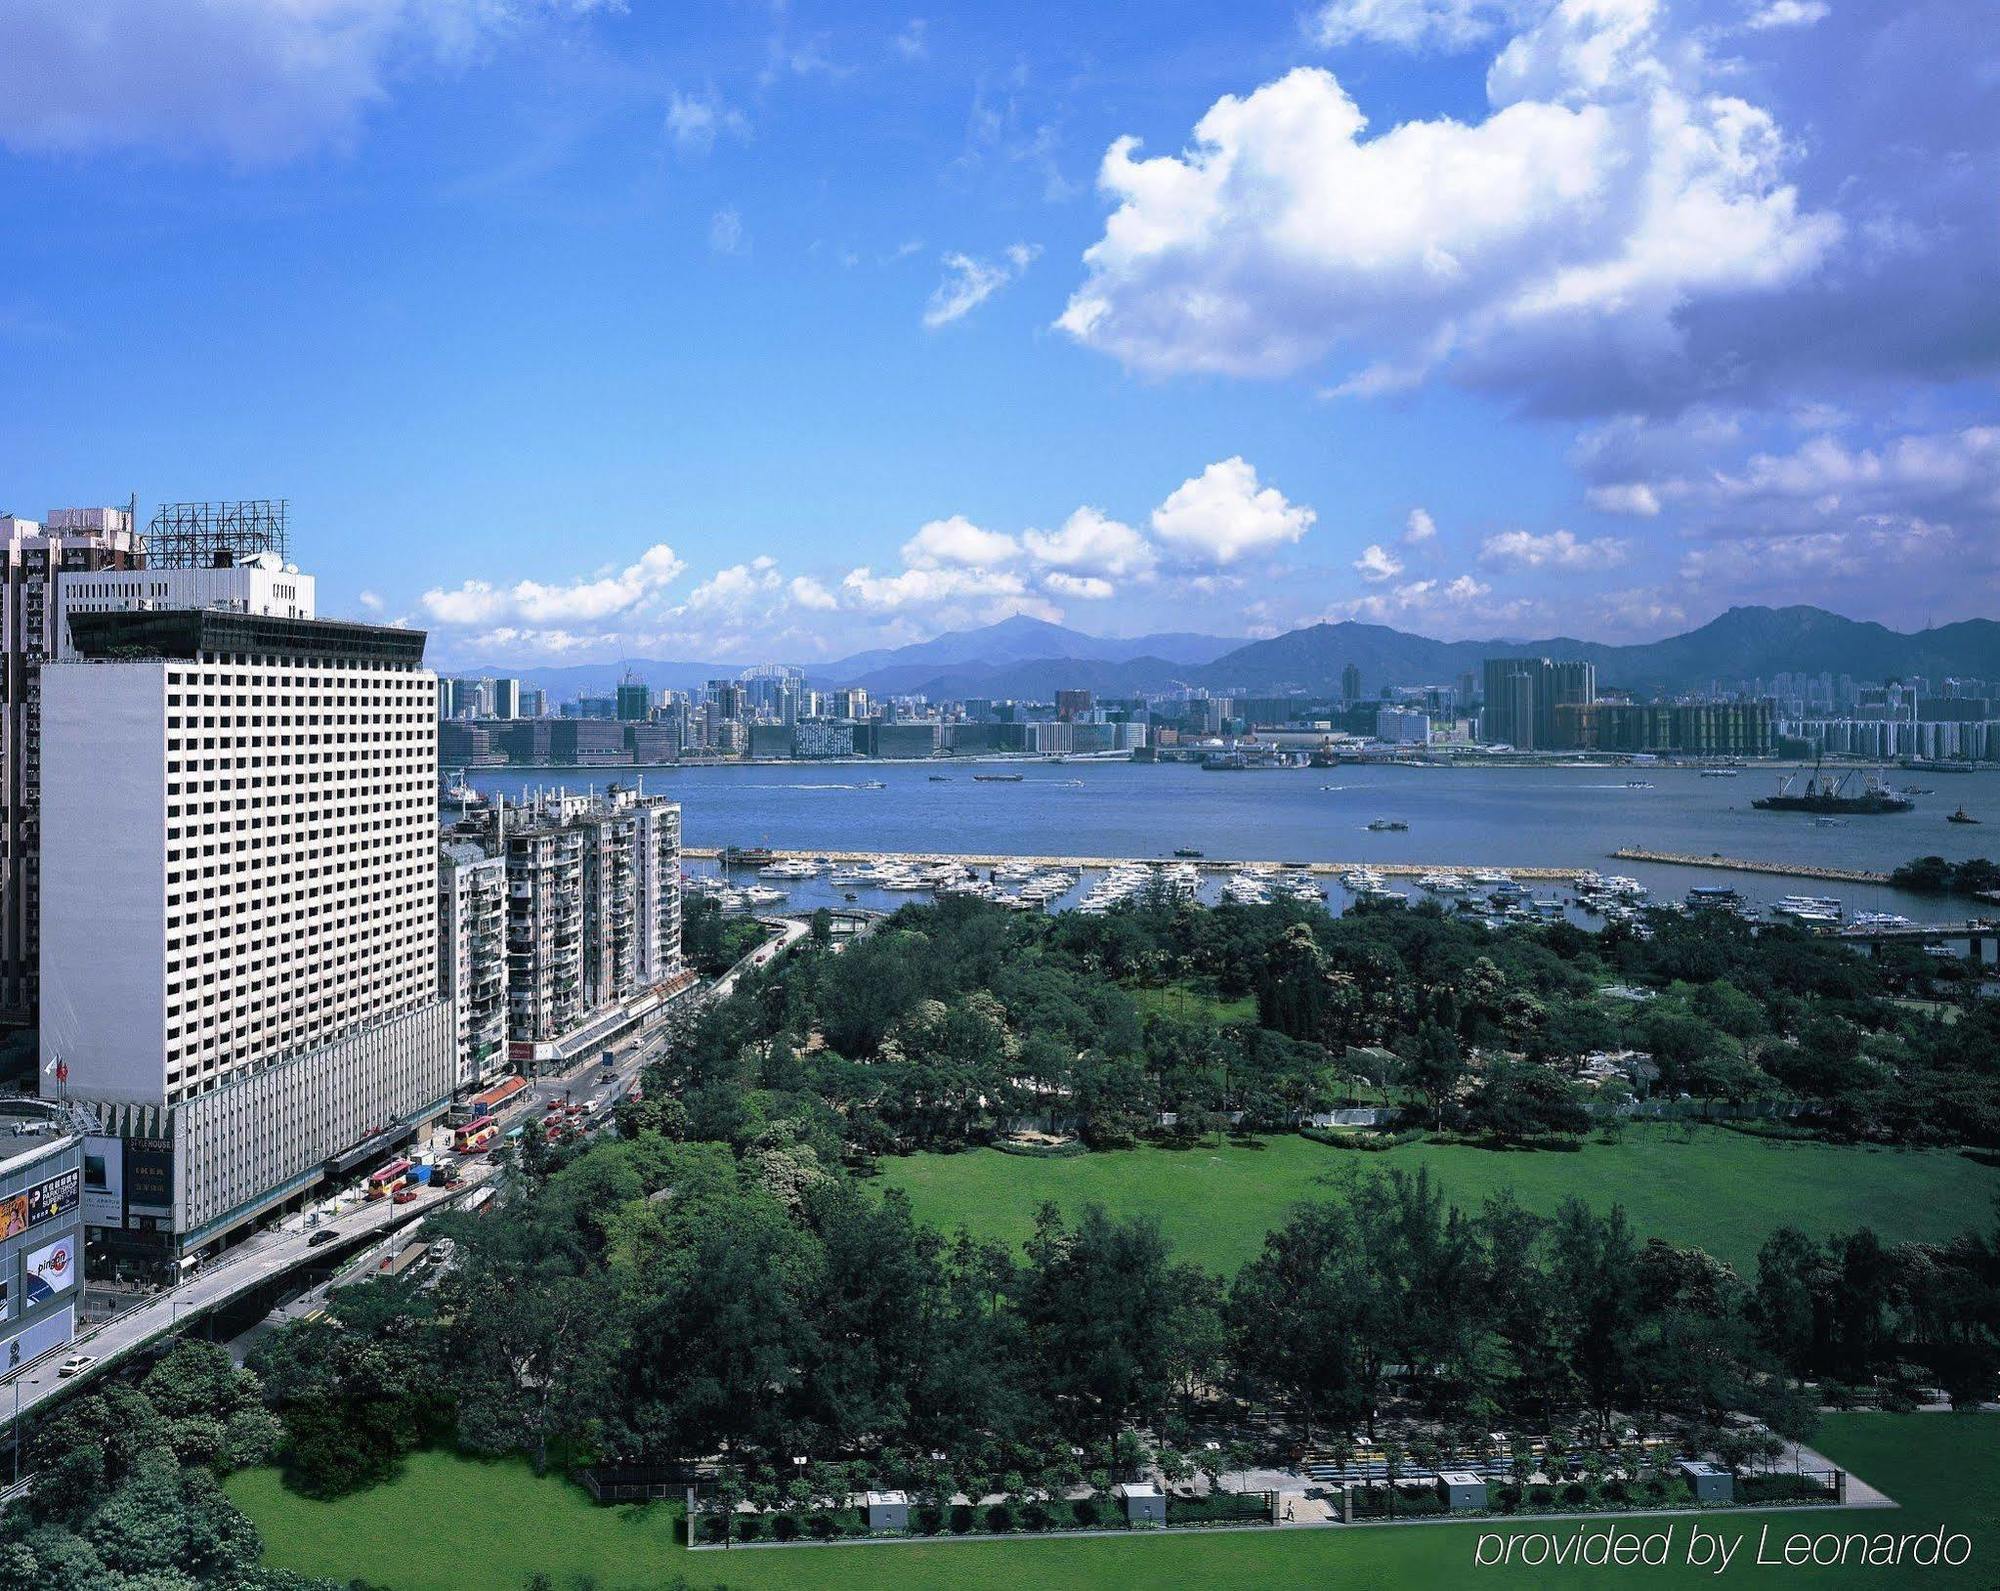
[458,606,2000,703]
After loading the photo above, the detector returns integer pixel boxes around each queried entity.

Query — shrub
[1562,1483,1589,1506]
[1072,1497,1100,1528]
[1023,1500,1051,1531]
[699,1515,729,1545]
[1530,1486,1555,1508]
[734,1515,763,1543]
[770,1513,800,1542]
[986,1503,1015,1533]
[808,1513,838,1541]
[1496,1485,1522,1513]
[949,1504,974,1535]
[915,1504,943,1535]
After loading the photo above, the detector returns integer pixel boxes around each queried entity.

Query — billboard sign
[125,1137,174,1219]
[24,1236,77,1304]
[83,1136,124,1226]
[0,1168,84,1241]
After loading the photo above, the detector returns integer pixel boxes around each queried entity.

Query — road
[3,1158,496,1425]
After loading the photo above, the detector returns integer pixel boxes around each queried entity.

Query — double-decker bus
[452,1116,498,1154]
[367,1158,414,1200]
[448,1075,530,1128]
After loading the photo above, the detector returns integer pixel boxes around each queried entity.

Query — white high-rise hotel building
[38,559,453,1267]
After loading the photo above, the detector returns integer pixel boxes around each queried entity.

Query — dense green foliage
[1890,854,2000,898]
[654,892,2000,1151]
[234,1131,1997,1506]
[679,894,776,975]
[6,1340,326,1591]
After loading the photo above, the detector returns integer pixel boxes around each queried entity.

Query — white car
[57,1354,95,1378]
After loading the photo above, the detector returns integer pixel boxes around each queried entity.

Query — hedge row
[1300,1126,1425,1152]
[987,1139,1093,1160]
[698,1494,1135,1544]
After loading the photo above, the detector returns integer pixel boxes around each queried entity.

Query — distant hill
[819,614,1241,689]
[456,606,2000,704]
[1198,607,2000,697]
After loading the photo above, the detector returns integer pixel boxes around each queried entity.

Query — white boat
[1417,871,1468,893]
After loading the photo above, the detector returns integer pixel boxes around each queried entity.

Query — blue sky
[2,0,1995,670]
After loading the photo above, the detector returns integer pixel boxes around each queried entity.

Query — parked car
[392,1186,418,1205]
[57,1355,95,1378]
[308,1228,338,1248]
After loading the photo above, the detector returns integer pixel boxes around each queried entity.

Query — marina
[451,758,1998,926]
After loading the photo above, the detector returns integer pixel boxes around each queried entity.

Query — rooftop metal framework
[146,498,289,569]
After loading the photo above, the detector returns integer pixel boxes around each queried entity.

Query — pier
[1609,848,1892,885]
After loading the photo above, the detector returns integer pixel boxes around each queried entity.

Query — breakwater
[1609,848,1892,885]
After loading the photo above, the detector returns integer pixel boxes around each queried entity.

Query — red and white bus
[366,1158,414,1200]
[452,1115,499,1154]
[448,1075,530,1127]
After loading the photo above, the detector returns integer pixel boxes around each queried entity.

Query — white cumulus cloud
[1021,506,1157,578]
[1044,571,1116,600]
[422,542,686,628]
[902,514,1022,568]
[1403,507,1438,542]
[1478,527,1630,570]
[1058,1,1841,409]
[1149,457,1316,565]
[788,575,839,611]
[1354,543,1405,581]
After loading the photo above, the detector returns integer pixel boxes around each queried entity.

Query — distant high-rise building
[0,504,145,1022]
[1341,662,1362,704]
[491,678,521,719]
[519,685,547,718]
[1481,657,1596,749]
[1055,689,1094,721]
[41,596,451,1271]
[616,674,651,721]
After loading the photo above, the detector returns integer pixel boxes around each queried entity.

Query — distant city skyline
[4,0,1996,666]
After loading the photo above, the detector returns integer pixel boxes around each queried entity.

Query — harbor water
[450,760,2000,924]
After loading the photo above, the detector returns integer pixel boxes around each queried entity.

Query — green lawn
[873,1126,2000,1274]
[1129,983,1260,1026]
[231,1416,1998,1590]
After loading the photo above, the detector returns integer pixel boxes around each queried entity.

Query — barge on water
[1752,761,1914,815]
